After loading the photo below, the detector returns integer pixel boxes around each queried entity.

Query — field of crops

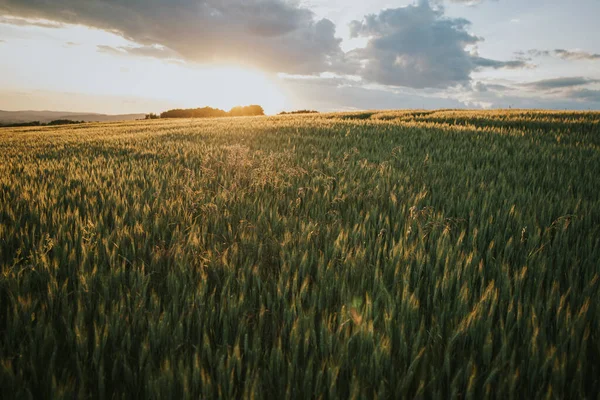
[1,110,599,398]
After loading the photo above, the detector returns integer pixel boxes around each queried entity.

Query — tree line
[147,105,265,120]
[0,120,84,128]
[278,110,319,115]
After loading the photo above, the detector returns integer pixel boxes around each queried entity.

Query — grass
[0,110,599,399]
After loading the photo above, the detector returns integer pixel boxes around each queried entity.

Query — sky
[0,0,599,115]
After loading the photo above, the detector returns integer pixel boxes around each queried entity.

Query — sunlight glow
[174,66,288,115]
[0,22,289,114]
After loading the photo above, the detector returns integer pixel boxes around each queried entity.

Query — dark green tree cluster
[160,107,227,119]
[47,119,84,126]
[159,105,264,119]
[279,109,319,115]
[0,119,83,128]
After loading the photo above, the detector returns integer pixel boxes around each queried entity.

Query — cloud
[554,49,600,61]
[95,45,121,56]
[0,15,63,28]
[514,50,547,61]
[447,0,486,5]
[347,1,528,89]
[0,0,529,85]
[521,49,600,61]
[282,74,600,112]
[464,77,600,109]
[429,0,492,5]
[280,75,466,110]
[434,0,499,6]
[471,57,530,70]
[464,84,600,110]
[0,0,343,74]
[97,44,182,60]
[125,45,181,59]
[523,77,599,90]
[567,89,600,102]
[473,82,512,92]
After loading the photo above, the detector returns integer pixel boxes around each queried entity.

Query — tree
[158,105,265,119]
[279,110,319,115]
[229,105,265,117]
[160,107,228,119]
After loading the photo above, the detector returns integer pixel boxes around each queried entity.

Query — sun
[170,65,288,115]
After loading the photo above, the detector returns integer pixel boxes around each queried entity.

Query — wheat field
[1,110,599,398]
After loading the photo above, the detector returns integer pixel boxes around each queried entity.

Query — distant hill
[0,110,146,124]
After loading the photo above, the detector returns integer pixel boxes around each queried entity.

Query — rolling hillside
[0,110,145,124]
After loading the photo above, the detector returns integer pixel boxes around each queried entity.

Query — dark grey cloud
[567,89,600,102]
[524,77,599,90]
[0,0,342,74]
[471,57,529,69]
[466,85,600,110]
[467,77,600,109]
[347,1,528,89]
[473,82,511,92]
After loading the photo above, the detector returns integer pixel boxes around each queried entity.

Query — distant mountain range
[0,110,146,124]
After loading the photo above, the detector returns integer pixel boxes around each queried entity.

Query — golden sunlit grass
[0,110,599,398]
